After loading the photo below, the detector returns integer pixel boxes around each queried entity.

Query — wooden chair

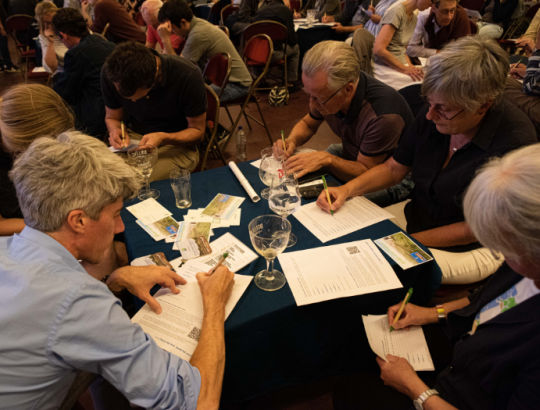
[221,34,274,151]
[289,0,302,13]
[4,14,35,82]
[218,25,230,37]
[203,52,232,100]
[221,4,238,25]
[198,85,227,171]
[102,22,111,37]
[242,20,288,90]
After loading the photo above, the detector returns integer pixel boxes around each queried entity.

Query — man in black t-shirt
[102,41,207,180]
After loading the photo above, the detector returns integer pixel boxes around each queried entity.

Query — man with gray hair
[0,132,235,409]
[276,41,414,185]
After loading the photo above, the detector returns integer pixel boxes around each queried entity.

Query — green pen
[211,252,229,275]
[321,175,334,216]
[281,130,287,152]
[390,288,413,332]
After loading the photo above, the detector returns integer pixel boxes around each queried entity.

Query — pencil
[390,288,413,332]
[121,121,126,148]
[211,252,229,274]
[321,175,334,216]
[281,130,287,152]
[512,58,523,69]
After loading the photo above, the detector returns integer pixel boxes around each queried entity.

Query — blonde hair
[35,1,58,35]
[0,84,75,154]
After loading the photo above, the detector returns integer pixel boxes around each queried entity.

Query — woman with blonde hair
[35,1,68,77]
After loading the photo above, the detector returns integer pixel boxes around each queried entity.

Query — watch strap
[436,304,445,323]
[415,389,439,409]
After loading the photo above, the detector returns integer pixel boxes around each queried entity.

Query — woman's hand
[387,303,438,331]
[377,355,428,399]
[510,63,527,80]
[402,65,424,82]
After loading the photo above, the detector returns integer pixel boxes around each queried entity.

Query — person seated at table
[0,131,235,410]
[102,41,206,180]
[252,0,300,87]
[316,36,538,285]
[477,0,521,40]
[225,0,271,39]
[321,0,372,40]
[367,0,432,89]
[35,1,68,81]
[52,8,115,139]
[406,0,469,59]
[514,7,540,56]
[333,142,540,410]
[80,0,146,43]
[157,0,253,103]
[275,41,413,185]
[293,0,341,21]
[141,0,184,55]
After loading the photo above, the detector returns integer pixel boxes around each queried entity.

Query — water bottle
[236,126,247,162]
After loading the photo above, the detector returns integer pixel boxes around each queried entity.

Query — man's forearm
[190,306,226,410]
[327,155,369,181]
[289,118,317,148]
[105,117,122,134]
[162,128,204,146]
[162,37,175,55]
[345,161,405,197]
[411,221,477,248]
[406,44,436,59]
[44,43,58,73]
[0,218,25,236]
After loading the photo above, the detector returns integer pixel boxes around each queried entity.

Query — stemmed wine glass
[248,215,291,291]
[127,144,160,200]
[259,147,285,200]
[268,173,301,247]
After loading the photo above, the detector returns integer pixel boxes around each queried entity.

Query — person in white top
[35,1,68,77]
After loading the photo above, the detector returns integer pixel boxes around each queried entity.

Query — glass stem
[267,259,274,275]
[145,175,150,194]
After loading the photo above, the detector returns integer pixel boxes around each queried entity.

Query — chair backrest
[398,84,424,119]
[102,22,111,36]
[200,84,221,172]
[341,1,345,11]
[218,25,230,37]
[208,0,222,21]
[527,2,540,19]
[469,19,478,35]
[459,0,484,11]
[243,21,287,54]
[243,34,273,88]
[221,4,239,25]
[289,0,301,12]
[203,53,232,95]
[4,14,33,32]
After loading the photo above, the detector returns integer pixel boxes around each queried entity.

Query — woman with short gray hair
[333,142,540,410]
[317,35,538,285]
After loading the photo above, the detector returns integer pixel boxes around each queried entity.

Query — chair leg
[283,47,288,88]
[225,107,234,126]
[243,110,252,130]
[222,98,251,152]
[254,98,273,145]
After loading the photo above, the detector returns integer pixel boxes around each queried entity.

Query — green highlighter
[390,288,413,332]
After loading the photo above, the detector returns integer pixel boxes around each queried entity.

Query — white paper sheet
[293,197,394,243]
[362,315,434,371]
[126,198,172,225]
[109,140,141,153]
[132,273,252,360]
[195,232,258,272]
[278,239,402,306]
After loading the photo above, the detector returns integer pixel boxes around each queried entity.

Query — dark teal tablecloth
[120,161,442,403]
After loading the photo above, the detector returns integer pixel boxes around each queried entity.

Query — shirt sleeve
[522,50,540,96]
[53,50,82,105]
[380,4,403,30]
[90,3,106,34]
[38,35,53,73]
[523,9,540,41]
[147,25,157,45]
[406,11,436,58]
[182,62,208,118]
[49,282,201,410]
[358,113,405,157]
[181,33,206,65]
[392,106,427,167]
[315,0,340,20]
[100,64,124,110]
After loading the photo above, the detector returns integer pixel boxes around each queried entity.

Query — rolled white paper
[229,161,261,203]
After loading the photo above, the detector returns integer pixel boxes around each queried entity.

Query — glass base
[138,188,160,201]
[287,232,297,247]
[261,188,270,200]
[254,269,286,291]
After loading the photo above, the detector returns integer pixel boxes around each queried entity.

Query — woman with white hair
[317,35,538,285]
[333,143,540,409]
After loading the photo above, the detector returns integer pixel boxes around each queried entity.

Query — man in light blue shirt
[0,132,235,409]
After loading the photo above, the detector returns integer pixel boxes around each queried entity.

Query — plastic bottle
[236,126,247,162]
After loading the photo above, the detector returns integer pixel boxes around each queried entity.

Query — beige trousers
[384,200,504,285]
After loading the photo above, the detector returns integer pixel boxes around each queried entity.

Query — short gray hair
[10,132,143,232]
[302,41,360,90]
[464,143,540,263]
[422,36,509,111]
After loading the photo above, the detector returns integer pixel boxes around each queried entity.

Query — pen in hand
[321,175,334,216]
[121,121,126,148]
[210,252,229,275]
[390,288,413,332]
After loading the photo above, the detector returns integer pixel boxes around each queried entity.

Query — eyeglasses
[438,8,457,16]
[303,86,342,106]
[421,95,466,121]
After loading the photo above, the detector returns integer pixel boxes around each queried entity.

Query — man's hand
[109,128,130,149]
[322,15,334,23]
[510,63,527,80]
[157,21,172,40]
[387,303,438,331]
[285,151,330,178]
[331,23,349,34]
[368,5,375,12]
[196,265,235,313]
[316,184,351,214]
[293,12,302,19]
[376,355,426,398]
[274,138,296,158]
[402,65,424,81]
[140,132,167,147]
[81,0,90,12]
[44,28,55,43]
[515,37,535,53]
[107,266,187,314]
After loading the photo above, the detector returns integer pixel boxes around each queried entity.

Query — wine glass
[127,144,160,200]
[307,9,316,27]
[249,215,291,291]
[268,173,301,247]
[259,147,285,200]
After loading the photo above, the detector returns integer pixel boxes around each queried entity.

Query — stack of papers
[375,232,433,270]
[127,199,179,241]
[363,315,434,371]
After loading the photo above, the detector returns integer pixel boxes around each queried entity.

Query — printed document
[194,232,258,272]
[375,232,433,270]
[362,315,434,371]
[278,239,402,306]
[132,272,252,360]
[126,198,172,225]
[293,197,394,243]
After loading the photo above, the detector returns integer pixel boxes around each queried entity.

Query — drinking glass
[259,147,285,200]
[127,144,159,200]
[307,9,316,27]
[268,173,301,247]
[248,215,291,291]
[170,169,192,208]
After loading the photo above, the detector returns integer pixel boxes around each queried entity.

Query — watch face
[414,400,423,410]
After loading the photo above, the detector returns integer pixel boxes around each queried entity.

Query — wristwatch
[436,304,446,324]
[413,389,439,410]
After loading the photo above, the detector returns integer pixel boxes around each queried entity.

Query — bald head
[141,0,163,25]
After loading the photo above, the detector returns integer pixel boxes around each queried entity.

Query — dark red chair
[243,20,288,89]
[469,19,478,35]
[4,14,35,82]
[198,85,227,171]
[207,1,222,22]
[459,0,484,11]
[289,0,302,13]
[134,11,146,26]
[341,1,345,11]
[218,25,229,37]
[221,34,274,152]
[526,2,540,19]
[176,37,186,55]
[221,4,239,25]
[203,53,232,100]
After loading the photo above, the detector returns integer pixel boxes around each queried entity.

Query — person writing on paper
[275,41,413,188]
[0,131,235,410]
[317,36,538,285]
[293,0,341,21]
[321,0,372,39]
[333,143,540,410]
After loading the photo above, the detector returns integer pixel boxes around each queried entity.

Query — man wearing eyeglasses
[276,41,414,184]
[406,0,470,59]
